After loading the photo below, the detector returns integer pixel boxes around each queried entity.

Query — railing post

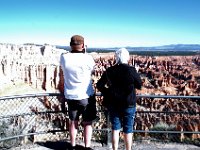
[106,111,112,148]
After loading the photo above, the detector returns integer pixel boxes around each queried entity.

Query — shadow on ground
[36,141,86,150]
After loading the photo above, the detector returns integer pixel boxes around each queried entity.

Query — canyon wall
[0,43,200,96]
[0,44,66,95]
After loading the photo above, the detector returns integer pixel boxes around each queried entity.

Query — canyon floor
[0,82,45,97]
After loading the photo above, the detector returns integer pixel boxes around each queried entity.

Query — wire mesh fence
[0,93,200,149]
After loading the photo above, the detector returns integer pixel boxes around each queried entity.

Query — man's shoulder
[84,53,93,56]
[83,53,95,60]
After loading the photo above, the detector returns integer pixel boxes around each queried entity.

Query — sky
[0,0,200,48]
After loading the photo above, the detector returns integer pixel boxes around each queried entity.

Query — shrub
[149,122,176,141]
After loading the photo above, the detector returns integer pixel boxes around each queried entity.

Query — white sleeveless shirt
[60,53,95,100]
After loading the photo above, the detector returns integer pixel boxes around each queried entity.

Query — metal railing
[0,93,200,148]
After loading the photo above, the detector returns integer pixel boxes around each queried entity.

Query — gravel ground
[10,141,200,150]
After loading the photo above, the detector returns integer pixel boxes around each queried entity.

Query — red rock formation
[1,44,200,141]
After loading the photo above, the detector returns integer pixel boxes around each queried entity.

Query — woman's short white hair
[115,48,130,64]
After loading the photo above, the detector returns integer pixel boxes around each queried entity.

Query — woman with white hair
[97,48,142,150]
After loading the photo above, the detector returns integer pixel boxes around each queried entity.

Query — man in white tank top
[60,35,96,150]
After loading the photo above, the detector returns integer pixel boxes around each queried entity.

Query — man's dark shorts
[66,95,97,122]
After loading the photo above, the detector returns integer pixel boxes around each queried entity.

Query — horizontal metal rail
[1,92,200,100]
[0,93,199,144]
[1,110,199,120]
[1,129,200,143]
[0,93,61,101]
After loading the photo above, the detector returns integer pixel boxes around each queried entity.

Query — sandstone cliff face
[0,44,66,95]
[0,43,200,96]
